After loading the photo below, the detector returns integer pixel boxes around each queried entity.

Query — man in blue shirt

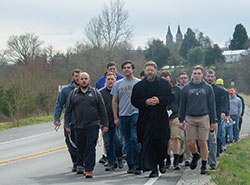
[54,69,82,173]
[96,61,124,90]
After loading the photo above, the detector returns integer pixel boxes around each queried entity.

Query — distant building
[222,49,249,62]
[166,25,183,51]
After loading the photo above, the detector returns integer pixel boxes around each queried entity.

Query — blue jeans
[216,118,224,156]
[119,113,140,168]
[231,115,240,141]
[103,126,123,166]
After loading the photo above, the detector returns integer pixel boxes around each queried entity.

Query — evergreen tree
[179,28,200,59]
[144,39,171,68]
[229,24,250,50]
[204,44,225,66]
[187,46,204,66]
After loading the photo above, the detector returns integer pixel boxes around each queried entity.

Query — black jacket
[100,87,116,128]
[179,80,216,123]
[168,85,180,119]
[212,84,229,117]
[64,87,108,129]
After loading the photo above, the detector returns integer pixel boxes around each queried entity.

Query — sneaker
[159,162,166,174]
[173,164,180,170]
[118,159,124,169]
[127,165,135,174]
[104,161,108,167]
[105,166,115,171]
[184,161,190,166]
[76,167,84,174]
[200,166,207,175]
[179,154,184,164]
[149,170,159,178]
[99,155,107,164]
[210,165,216,170]
[134,168,141,175]
[166,160,171,169]
[190,153,200,170]
[72,163,77,172]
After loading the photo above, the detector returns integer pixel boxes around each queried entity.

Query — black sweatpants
[75,125,99,171]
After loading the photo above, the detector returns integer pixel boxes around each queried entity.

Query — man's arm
[178,88,187,123]
[53,89,66,126]
[112,96,120,126]
[96,90,109,132]
[64,91,73,131]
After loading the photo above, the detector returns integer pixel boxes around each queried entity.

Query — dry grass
[239,93,250,108]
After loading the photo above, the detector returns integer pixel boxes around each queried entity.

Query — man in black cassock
[131,61,175,178]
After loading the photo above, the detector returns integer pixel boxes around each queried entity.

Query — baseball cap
[216,78,224,85]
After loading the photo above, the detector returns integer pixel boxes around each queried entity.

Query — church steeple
[167,25,173,37]
[166,25,173,47]
[176,25,183,50]
[176,25,182,36]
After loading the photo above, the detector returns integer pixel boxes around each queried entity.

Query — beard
[80,84,89,89]
[73,79,79,86]
[146,74,157,81]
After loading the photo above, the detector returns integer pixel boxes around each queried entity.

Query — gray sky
[0,0,249,52]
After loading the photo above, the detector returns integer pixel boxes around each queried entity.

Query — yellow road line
[0,133,104,167]
[0,146,67,167]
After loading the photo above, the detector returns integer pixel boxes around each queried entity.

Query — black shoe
[179,154,184,164]
[99,155,107,164]
[134,168,141,175]
[118,159,124,169]
[173,164,180,170]
[185,161,190,166]
[105,166,115,171]
[200,166,207,174]
[104,161,108,167]
[127,165,135,174]
[166,161,171,169]
[149,170,159,178]
[209,165,216,170]
[72,163,77,172]
[76,167,84,174]
[190,153,200,170]
[159,162,166,174]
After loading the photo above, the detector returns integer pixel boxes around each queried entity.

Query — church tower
[176,25,183,50]
[166,25,173,49]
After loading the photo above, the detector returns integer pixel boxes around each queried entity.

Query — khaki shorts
[185,115,210,141]
[169,118,184,139]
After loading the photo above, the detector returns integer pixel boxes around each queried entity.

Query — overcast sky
[0,0,249,52]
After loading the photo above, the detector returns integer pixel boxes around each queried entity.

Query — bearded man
[131,61,175,178]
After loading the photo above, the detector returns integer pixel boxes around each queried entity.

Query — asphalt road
[0,107,249,185]
[0,122,183,185]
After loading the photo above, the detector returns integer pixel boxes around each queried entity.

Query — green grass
[210,136,250,185]
[0,114,55,130]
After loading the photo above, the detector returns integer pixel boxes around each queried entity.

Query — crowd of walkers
[53,60,245,178]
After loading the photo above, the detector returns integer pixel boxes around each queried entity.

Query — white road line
[0,129,62,145]
[144,173,162,185]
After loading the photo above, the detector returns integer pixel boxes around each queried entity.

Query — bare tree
[6,33,44,65]
[84,0,132,54]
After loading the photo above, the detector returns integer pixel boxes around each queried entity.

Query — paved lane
[0,123,183,185]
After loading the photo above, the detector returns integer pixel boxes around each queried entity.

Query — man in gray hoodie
[179,65,217,175]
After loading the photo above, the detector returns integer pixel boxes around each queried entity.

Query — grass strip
[210,136,250,185]
[0,114,55,130]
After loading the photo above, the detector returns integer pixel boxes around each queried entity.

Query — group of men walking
[53,60,244,178]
